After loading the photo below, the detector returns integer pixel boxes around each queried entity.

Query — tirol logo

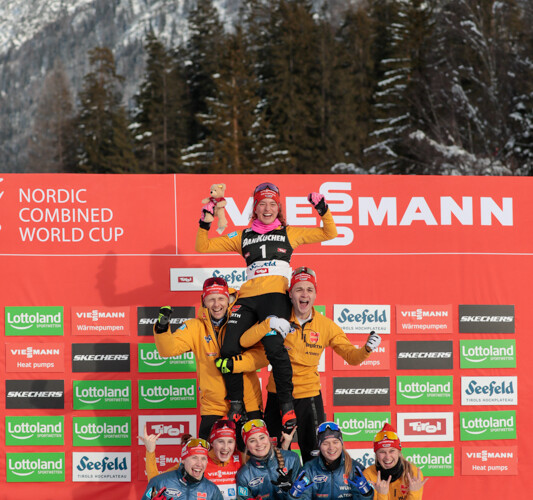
[396,376,453,405]
[396,305,453,334]
[6,379,64,409]
[397,412,454,442]
[333,377,390,406]
[5,342,65,372]
[6,452,65,482]
[73,380,131,410]
[72,342,130,372]
[71,306,130,336]
[403,448,454,477]
[462,446,518,475]
[5,416,64,446]
[346,449,375,468]
[460,411,516,441]
[396,341,453,370]
[72,452,131,482]
[137,306,195,336]
[5,306,63,336]
[138,344,197,373]
[460,339,516,369]
[461,376,517,406]
[138,415,196,445]
[459,305,515,333]
[72,417,131,446]
[333,305,391,334]
[333,340,390,370]
[333,412,390,441]
[170,268,247,291]
[138,379,197,409]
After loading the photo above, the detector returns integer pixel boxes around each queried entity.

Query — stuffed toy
[201,183,228,234]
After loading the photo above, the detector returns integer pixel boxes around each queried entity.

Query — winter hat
[202,277,229,301]
[374,423,401,452]
[209,419,236,443]
[289,266,317,291]
[316,421,343,447]
[241,419,269,446]
[253,182,281,210]
[181,438,210,459]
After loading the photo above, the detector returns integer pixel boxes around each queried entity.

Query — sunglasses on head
[374,430,399,443]
[211,420,236,432]
[184,438,210,450]
[204,277,228,288]
[292,266,316,279]
[316,421,340,435]
[254,182,280,194]
[242,419,267,435]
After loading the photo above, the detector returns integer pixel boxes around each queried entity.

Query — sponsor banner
[333,377,390,406]
[396,341,453,370]
[460,339,516,368]
[460,410,516,441]
[461,376,517,406]
[72,452,131,482]
[396,305,453,334]
[170,268,247,291]
[138,343,196,372]
[5,416,64,446]
[6,379,64,409]
[333,340,390,370]
[396,375,453,405]
[5,306,64,336]
[137,306,195,336]
[459,305,515,333]
[71,342,130,372]
[138,448,182,480]
[333,412,391,441]
[403,448,455,477]
[71,306,130,336]
[138,415,197,445]
[333,305,391,334]
[5,342,65,372]
[462,446,518,475]
[138,379,197,409]
[346,448,375,468]
[72,416,131,446]
[397,412,454,442]
[73,380,132,410]
[6,452,65,482]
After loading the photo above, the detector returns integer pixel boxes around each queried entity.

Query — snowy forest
[24,0,533,175]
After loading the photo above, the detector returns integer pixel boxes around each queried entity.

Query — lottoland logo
[138,379,197,409]
[5,416,64,446]
[6,452,65,482]
[138,344,197,373]
[460,339,516,369]
[397,376,453,405]
[460,411,516,441]
[5,306,64,336]
[73,416,131,446]
[403,448,454,477]
[73,380,131,410]
[333,413,390,441]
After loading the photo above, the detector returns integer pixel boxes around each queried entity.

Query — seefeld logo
[461,376,517,406]
[333,305,391,334]
[73,452,131,482]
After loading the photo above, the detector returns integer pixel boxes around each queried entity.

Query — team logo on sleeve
[238,486,249,497]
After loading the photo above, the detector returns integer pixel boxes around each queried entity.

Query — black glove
[215,357,234,374]
[271,467,294,492]
[151,486,174,500]
[155,306,172,334]
[308,193,328,216]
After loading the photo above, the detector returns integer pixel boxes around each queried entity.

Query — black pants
[221,292,294,406]
[199,411,262,452]
[264,391,325,464]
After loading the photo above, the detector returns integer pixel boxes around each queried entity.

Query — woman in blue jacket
[236,419,302,500]
[294,422,373,500]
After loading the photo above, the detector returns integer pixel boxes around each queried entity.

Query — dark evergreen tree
[75,47,137,173]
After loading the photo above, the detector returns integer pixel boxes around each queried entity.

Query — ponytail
[343,448,353,477]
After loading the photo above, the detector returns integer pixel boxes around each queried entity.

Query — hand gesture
[365,331,381,352]
[371,470,392,495]
[407,467,428,492]
[140,424,161,453]
[307,193,328,216]
[280,425,297,450]
[151,486,173,500]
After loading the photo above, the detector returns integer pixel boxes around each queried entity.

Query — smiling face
[289,282,317,320]
[376,448,400,469]
[211,437,236,462]
[246,432,271,458]
[183,454,208,479]
[254,198,279,225]
[203,293,229,321]
[320,437,343,462]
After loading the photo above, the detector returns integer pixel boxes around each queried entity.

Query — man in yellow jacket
[153,277,264,441]
[217,267,382,462]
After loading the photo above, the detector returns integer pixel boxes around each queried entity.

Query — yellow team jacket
[363,464,424,500]
[237,308,371,399]
[195,211,338,298]
[154,294,265,415]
